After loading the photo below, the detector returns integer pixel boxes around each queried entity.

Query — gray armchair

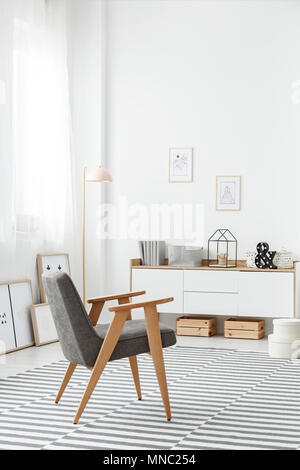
[43,272,176,424]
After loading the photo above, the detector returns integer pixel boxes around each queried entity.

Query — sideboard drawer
[132,268,183,314]
[184,292,238,315]
[184,270,239,293]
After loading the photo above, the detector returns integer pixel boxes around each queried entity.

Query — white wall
[66,0,107,300]
[105,0,300,300]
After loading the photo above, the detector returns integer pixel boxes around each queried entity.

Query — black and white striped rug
[0,346,299,450]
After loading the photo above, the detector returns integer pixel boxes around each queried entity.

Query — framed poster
[9,281,34,349]
[169,148,193,182]
[37,253,71,302]
[0,280,34,354]
[216,175,241,211]
[31,303,58,346]
[0,285,16,353]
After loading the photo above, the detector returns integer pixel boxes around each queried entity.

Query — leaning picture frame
[37,253,71,302]
[0,279,34,354]
[31,303,59,346]
[216,175,241,211]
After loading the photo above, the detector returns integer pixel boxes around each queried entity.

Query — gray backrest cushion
[42,272,102,366]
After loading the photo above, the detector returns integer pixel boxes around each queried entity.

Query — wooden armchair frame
[55,290,174,424]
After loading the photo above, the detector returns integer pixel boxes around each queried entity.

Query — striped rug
[0,346,299,450]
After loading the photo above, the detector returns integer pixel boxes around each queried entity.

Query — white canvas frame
[0,280,34,354]
[31,303,58,346]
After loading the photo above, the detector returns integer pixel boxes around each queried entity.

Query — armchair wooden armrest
[109,297,174,313]
[87,291,146,304]
[87,290,146,326]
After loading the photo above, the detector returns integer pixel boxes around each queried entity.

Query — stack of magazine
[138,241,165,266]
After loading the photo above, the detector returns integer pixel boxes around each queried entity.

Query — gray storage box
[168,245,203,267]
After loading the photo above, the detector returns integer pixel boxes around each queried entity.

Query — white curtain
[0,0,79,299]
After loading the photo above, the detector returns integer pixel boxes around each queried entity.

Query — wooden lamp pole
[83,165,112,304]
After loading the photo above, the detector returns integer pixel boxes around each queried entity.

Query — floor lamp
[83,165,112,305]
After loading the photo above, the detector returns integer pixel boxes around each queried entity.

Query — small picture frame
[31,303,58,346]
[216,175,241,211]
[37,253,71,302]
[169,148,193,182]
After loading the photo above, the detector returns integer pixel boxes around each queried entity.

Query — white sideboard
[130,259,300,320]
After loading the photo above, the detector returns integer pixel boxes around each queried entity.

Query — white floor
[0,342,65,379]
[0,335,269,379]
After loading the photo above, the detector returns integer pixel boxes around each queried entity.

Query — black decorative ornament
[255,242,277,269]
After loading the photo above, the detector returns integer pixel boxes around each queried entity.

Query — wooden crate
[177,326,217,337]
[177,316,216,328]
[224,317,265,340]
[176,316,217,337]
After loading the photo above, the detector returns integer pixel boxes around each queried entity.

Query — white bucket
[273,319,300,341]
[268,334,294,359]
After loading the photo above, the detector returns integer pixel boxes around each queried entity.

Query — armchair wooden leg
[55,362,76,404]
[73,311,129,424]
[144,305,172,421]
[119,298,142,401]
[129,356,142,400]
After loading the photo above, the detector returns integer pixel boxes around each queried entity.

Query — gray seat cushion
[43,271,176,368]
[95,320,176,362]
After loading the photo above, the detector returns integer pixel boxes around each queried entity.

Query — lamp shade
[85,166,112,182]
